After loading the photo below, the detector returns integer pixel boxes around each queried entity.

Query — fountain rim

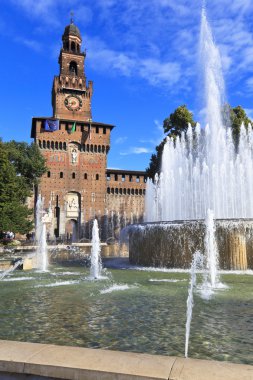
[128,218,253,226]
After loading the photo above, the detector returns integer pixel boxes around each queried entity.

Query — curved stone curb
[0,340,252,380]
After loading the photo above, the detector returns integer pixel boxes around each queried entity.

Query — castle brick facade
[31,20,146,241]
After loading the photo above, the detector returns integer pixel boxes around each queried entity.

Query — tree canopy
[163,105,196,137]
[146,104,252,178]
[0,141,47,234]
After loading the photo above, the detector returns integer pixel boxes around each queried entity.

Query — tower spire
[70,11,74,24]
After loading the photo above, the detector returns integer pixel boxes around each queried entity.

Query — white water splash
[0,259,23,280]
[185,251,204,358]
[100,283,135,294]
[35,280,79,288]
[90,219,102,279]
[36,195,48,271]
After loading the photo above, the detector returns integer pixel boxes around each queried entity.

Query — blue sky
[1,0,253,170]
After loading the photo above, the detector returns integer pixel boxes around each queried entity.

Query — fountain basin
[128,219,253,270]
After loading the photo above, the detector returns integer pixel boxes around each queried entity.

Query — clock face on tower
[64,94,83,111]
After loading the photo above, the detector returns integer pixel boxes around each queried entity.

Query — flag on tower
[70,122,76,134]
[44,119,59,132]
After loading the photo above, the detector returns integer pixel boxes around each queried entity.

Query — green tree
[230,106,252,148]
[163,105,196,137]
[0,142,33,233]
[146,105,196,178]
[5,141,47,190]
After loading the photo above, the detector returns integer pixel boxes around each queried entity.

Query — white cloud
[115,137,128,144]
[120,147,153,156]
[15,37,42,52]
[88,37,182,88]
[245,77,253,92]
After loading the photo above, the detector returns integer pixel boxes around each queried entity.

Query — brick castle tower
[31,19,146,241]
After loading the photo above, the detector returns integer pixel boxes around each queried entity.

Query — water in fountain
[145,6,253,222]
[185,251,203,358]
[90,219,102,279]
[36,195,48,271]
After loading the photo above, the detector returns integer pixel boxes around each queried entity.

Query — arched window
[72,173,75,179]
[69,61,78,76]
[139,189,142,195]
[71,41,76,52]
[111,188,115,194]
[119,188,123,195]
[43,140,46,148]
[98,145,101,153]
[59,142,62,150]
[84,173,88,179]
[115,188,119,194]
[127,189,130,195]
[63,142,67,150]
[94,145,97,153]
[131,189,134,195]
[123,189,126,195]
[135,189,138,195]
[96,174,99,180]
[55,142,58,150]
[60,172,63,178]
[47,141,50,149]
[107,187,110,194]
[51,141,54,149]
[86,144,89,152]
[38,140,42,148]
[90,145,93,153]
[47,171,51,178]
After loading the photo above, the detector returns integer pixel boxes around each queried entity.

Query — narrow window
[103,127,106,134]
[60,172,63,178]
[96,174,99,180]
[84,173,88,179]
[72,173,75,179]
[96,126,99,134]
[47,171,51,178]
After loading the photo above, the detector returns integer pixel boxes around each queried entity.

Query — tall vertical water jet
[204,209,219,288]
[185,251,203,358]
[36,195,48,272]
[90,219,102,279]
[145,7,253,222]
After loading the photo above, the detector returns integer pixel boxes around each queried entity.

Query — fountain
[0,5,253,373]
[89,219,102,279]
[36,195,49,271]
[129,6,253,272]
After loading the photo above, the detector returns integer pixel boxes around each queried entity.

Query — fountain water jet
[36,195,48,272]
[145,7,253,222]
[185,251,203,358]
[90,219,102,279]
